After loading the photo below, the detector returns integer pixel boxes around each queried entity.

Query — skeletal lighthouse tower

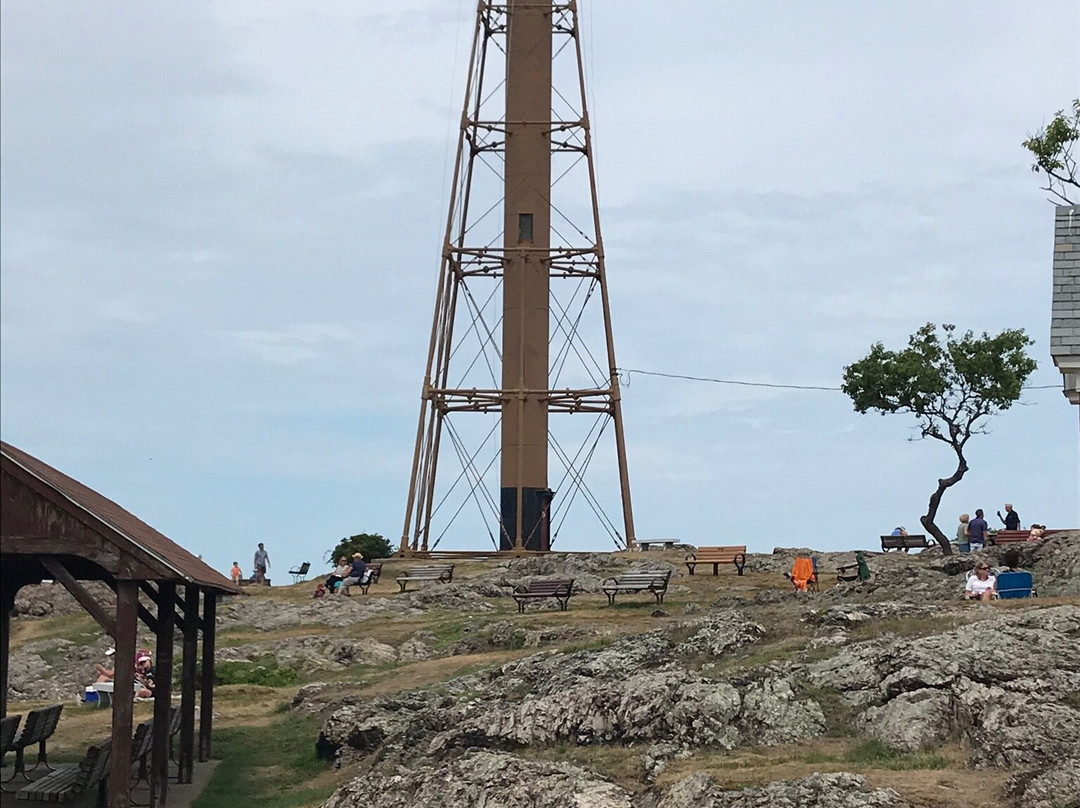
[401,1,635,554]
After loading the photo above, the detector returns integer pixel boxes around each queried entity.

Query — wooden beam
[1,581,16,718]
[41,558,117,637]
[178,587,198,784]
[109,580,138,808]
[199,592,216,762]
[151,582,175,807]
[100,577,157,634]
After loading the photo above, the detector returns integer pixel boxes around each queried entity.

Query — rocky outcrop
[803,605,1080,771]
[323,750,633,808]
[1006,757,1080,808]
[320,752,914,808]
[316,614,825,765]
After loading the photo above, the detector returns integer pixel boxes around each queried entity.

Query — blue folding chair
[995,570,1034,599]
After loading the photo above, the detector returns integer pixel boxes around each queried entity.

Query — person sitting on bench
[326,556,351,593]
[340,553,367,596]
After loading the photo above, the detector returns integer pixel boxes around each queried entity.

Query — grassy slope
[7,552,1064,807]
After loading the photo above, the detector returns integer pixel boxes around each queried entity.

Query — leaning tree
[841,323,1036,555]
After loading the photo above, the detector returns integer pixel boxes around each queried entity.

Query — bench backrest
[692,545,747,559]
[81,740,112,788]
[404,565,454,577]
[17,704,63,747]
[132,719,154,761]
[616,571,670,587]
[880,535,928,549]
[295,562,311,574]
[525,578,573,594]
[0,714,20,753]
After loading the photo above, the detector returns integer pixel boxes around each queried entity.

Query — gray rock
[652,772,914,808]
[321,749,633,808]
[1007,757,1080,808]
[854,688,951,751]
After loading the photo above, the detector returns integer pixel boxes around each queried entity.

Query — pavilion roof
[1,441,238,594]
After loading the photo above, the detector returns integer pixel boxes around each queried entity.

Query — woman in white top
[964,562,996,602]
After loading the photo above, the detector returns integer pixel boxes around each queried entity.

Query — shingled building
[1052,205,1080,405]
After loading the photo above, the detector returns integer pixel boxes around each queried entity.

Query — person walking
[997,504,1021,531]
[254,542,271,585]
[230,561,243,584]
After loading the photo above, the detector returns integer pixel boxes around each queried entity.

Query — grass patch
[844,739,949,770]
[797,686,857,738]
[215,657,299,688]
[848,615,965,642]
[192,713,339,808]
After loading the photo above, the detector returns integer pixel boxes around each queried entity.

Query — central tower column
[500,0,552,551]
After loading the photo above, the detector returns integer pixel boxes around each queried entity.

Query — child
[313,583,326,599]
[230,562,243,584]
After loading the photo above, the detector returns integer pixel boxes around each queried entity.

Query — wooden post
[151,582,175,807]
[178,586,198,784]
[0,580,16,719]
[198,591,215,761]
[109,580,139,808]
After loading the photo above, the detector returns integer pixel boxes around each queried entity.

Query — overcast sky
[2,1,1078,579]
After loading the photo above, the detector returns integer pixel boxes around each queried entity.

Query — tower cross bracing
[401,0,635,554]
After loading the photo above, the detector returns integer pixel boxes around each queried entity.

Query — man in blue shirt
[341,553,367,596]
[967,509,989,548]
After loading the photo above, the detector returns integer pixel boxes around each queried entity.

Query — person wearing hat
[134,650,156,698]
[340,553,368,597]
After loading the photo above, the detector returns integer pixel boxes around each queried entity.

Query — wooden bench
[512,578,574,613]
[636,539,676,551]
[600,570,671,605]
[684,546,747,576]
[15,739,110,804]
[1,714,21,764]
[989,529,1063,546]
[880,534,929,552]
[5,704,63,783]
[396,564,454,593]
[342,562,384,595]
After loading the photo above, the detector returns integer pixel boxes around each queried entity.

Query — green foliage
[326,532,393,565]
[842,323,1035,553]
[215,657,299,688]
[841,323,1036,444]
[843,739,948,770]
[1022,99,1080,204]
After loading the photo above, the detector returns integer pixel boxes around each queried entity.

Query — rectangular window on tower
[518,213,534,243]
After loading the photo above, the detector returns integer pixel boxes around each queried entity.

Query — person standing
[254,542,271,585]
[955,513,970,553]
[997,504,1021,531]
[230,561,243,584]
[967,509,989,549]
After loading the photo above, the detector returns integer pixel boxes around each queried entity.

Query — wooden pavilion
[1,441,240,807]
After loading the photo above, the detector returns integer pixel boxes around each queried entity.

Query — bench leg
[711,563,719,576]
[2,748,27,784]
[516,600,525,614]
[654,591,664,604]
[605,592,615,606]
[398,582,407,593]
[558,598,568,611]
[686,565,695,576]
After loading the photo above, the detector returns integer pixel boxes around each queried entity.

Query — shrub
[326,533,394,565]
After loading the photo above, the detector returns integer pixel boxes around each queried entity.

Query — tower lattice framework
[401,0,635,554]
